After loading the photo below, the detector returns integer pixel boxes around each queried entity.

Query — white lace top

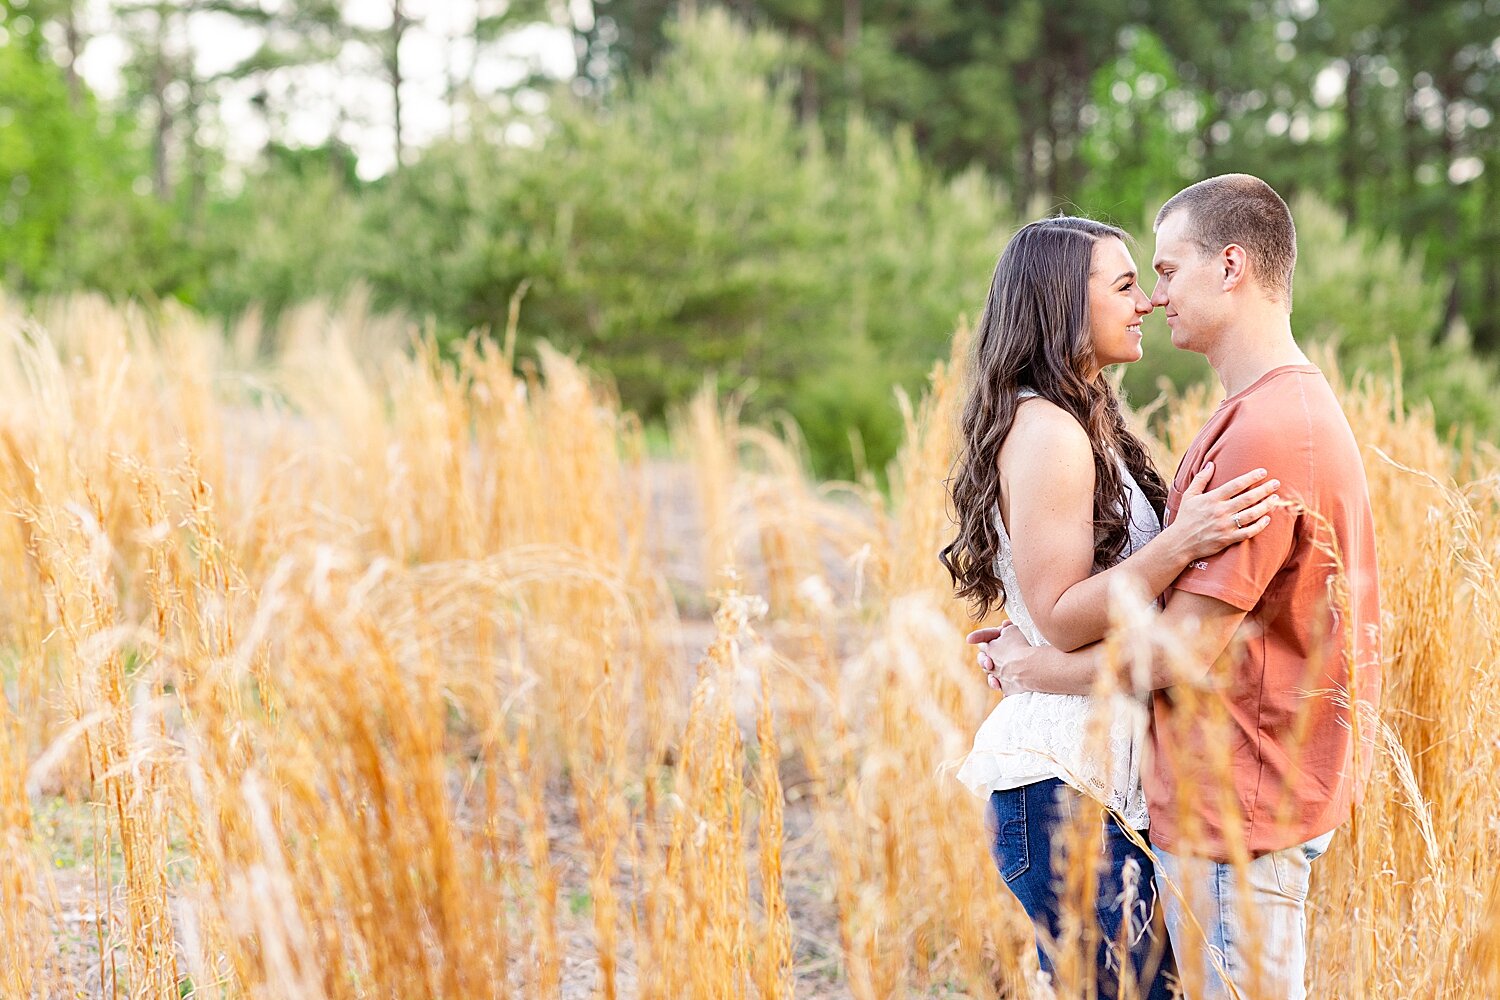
[955,390,1163,829]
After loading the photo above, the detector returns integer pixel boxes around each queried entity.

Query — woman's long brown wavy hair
[940,217,1168,620]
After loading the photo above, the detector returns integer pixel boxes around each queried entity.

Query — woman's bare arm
[1000,399,1275,651]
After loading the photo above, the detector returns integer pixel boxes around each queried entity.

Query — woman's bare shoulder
[1003,395,1091,463]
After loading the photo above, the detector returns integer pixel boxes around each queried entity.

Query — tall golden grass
[0,290,1493,998]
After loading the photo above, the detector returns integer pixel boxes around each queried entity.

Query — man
[974,174,1382,1000]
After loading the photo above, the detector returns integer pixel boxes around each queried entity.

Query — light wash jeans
[1153,830,1334,1000]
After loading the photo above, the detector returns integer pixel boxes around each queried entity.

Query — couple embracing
[942,174,1382,999]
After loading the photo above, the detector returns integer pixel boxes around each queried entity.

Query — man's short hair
[1155,174,1297,309]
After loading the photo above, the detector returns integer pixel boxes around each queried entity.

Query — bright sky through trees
[68,0,577,178]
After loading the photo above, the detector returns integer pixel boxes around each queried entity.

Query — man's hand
[970,621,1097,696]
[967,589,1251,698]
[983,623,1039,693]
[967,623,1017,691]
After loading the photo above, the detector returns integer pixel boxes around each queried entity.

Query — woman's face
[1087,236,1154,374]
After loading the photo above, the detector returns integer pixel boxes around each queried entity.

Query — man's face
[1151,210,1223,353]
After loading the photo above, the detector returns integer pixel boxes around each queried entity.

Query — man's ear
[1221,243,1249,292]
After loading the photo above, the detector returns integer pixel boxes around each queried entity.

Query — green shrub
[356,9,1015,478]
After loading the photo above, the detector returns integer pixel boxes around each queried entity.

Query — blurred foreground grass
[0,293,1494,997]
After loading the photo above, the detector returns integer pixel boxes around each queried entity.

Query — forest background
[3,0,1499,473]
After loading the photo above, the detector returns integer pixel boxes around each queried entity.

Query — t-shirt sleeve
[1168,422,1300,612]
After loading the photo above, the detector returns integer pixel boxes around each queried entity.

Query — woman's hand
[1168,462,1279,561]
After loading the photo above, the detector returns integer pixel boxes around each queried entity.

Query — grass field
[0,291,1495,998]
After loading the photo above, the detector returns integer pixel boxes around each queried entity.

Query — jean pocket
[988,788,1031,883]
[1270,845,1313,902]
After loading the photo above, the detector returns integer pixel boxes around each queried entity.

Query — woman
[940,217,1277,997]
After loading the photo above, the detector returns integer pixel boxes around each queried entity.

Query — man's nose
[1150,281,1169,308]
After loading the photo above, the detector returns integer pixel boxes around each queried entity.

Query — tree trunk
[1401,81,1421,224]
[62,1,83,108]
[151,8,173,201]
[797,23,820,123]
[1016,118,1037,213]
[1341,55,1360,223]
[1041,70,1059,200]
[390,0,408,170]
[186,70,207,226]
[1060,53,1091,202]
[1480,155,1500,352]
[842,0,861,96]
[445,10,461,137]
[1437,88,1465,337]
[1200,78,1220,169]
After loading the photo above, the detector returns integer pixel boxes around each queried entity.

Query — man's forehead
[1152,214,1192,265]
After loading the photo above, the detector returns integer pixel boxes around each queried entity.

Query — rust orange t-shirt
[1147,365,1382,860]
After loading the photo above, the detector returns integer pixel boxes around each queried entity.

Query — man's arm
[976,590,1251,696]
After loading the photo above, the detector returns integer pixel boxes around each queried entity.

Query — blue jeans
[987,779,1177,999]
[1153,831,1334,1000]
